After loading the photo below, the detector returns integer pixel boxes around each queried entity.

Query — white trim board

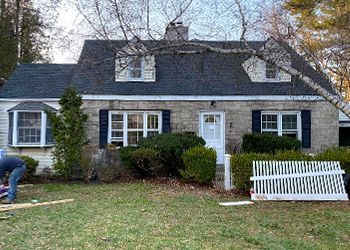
[81,95,325,101]
[0,95,326,102]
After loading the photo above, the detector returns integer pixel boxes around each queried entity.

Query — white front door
[200,112,225,164]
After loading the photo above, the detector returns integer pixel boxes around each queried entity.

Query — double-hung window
[108,111,162,146]
[261,111,301,140]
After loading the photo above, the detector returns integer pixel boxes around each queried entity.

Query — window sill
[8,144,54,148]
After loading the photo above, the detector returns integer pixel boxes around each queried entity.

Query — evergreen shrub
[242,133,301,154]
[181,146,217,183]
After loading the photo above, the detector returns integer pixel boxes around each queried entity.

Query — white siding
[0,101,60,173]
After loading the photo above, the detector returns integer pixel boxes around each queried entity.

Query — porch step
[214,164,225,188]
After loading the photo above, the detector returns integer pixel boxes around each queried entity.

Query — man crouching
[0,157,26,204]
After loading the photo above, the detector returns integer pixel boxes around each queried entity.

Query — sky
[47,0,271,63]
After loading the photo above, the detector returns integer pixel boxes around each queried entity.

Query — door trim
[199,111,225,164]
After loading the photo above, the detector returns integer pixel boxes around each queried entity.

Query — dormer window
[115,54,155,82]
[266,62,277,79]
[128,56,144,81]
[115,39,156,82]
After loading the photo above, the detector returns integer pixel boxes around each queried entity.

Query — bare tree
[73,0,350,117]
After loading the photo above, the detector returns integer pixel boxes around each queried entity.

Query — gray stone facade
[83,100,338,153]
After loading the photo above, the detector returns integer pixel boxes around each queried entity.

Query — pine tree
[0,0,48,86]
[47,87,89,179]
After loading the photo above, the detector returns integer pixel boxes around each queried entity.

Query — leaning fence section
[250,161,348,201]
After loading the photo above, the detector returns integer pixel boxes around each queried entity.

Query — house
[0,23,339,172]
[339,110,350,146]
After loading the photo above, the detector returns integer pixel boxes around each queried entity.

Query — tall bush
[316,147,350,174]
[46,87,88,178]
[242,133,301,154]
[181,146,217,183]
[138,133,206,176]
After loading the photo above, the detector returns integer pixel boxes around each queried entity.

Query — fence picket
[250,160,348,201]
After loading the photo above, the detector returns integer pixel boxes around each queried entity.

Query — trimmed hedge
[232,150,314,191]
[316,147,350,174]
[138,133,206,176]
[231,148,350,191]
[181,146,217,183]
[242,133,301,154]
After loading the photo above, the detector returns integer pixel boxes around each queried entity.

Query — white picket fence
[250,161,348,201]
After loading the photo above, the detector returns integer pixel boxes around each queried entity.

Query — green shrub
[274,150,314,161]
[132,148,164,176]
[242,133,301,154]
[138,133,206,176]
[181,146,217,183]
[231,152,271,191]
[16,155,39,182]
[316,147,350,174]
[119,146,139,169]
[231,147,350,191]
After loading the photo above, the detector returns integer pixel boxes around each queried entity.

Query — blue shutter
[162,110,171,133]
[252,110,261,133]
[301,110,311,148]
[99,109,109,148]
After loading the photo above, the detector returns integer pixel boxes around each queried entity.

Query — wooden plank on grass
[0,199,74,212]
[219,201,254,206]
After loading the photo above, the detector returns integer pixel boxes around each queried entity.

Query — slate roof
[0,40,335,98]
[8,101,57,112]
[0,64,75,98]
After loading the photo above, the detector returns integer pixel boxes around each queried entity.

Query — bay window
[8,110,54,147]
[108,111,162,146]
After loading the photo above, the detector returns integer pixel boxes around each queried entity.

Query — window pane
[112,114,123,129]
[128,114,143,129]
[266,63,277,79]
[46,118,54,144]
[8,112,13,144]
[148,131,159,137]
[262,131,278,136]
[282,133,297,139]
[282,115,297,129]
[262,114,277,130]
[147,115,159,129]
[17,112,41,144]
[128,131,143,145]
[129,57,142,79]
[112,131,123,139]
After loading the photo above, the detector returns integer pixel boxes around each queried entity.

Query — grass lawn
[1,181,349,249]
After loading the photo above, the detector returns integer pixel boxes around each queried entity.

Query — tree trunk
[14,0,21,64]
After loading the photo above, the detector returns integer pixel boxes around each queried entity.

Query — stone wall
[82,100,338,153]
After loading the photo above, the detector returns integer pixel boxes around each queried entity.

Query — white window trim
[9,110,54,148]
[108,111,162,147]
[127,57,145,81]
[261,111,302,140]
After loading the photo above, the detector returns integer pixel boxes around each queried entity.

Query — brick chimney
[165,22,189,41]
